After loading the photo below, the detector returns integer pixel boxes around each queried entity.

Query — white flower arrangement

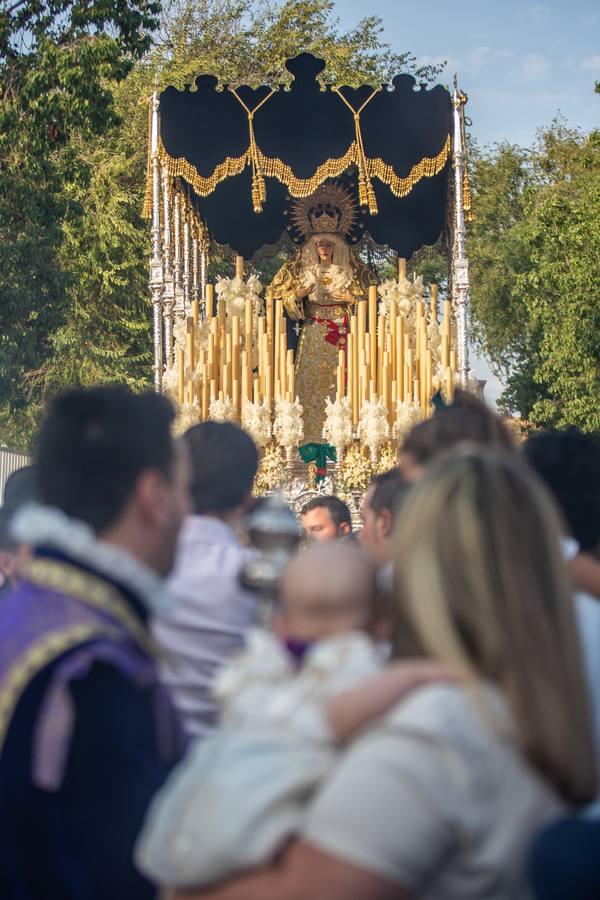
[322,397,354,454]
[171,314,212,388]
[339,444,373,492]
[376,444,398,474]
[173,315,188,349]
[174,402,200,436]
[215,273,263,321]
[378,273,425,321]
[241,400,272,448]
[255,444,285,494]
[273,397,304,450]
[214,273,263,367]
[392,401,424,443]
[208,396,237,423]
[357,399,390,459]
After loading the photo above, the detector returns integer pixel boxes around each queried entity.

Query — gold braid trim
[152,135,451,211]
[22,558,157,658]
[366,134,452,198]
[158,137,250,200]
[0,623,116,754]
[256,144,359,198]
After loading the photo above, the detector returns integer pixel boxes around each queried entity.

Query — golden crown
[290,183,358,239]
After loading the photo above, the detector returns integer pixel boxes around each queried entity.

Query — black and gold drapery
[147,53,463,260]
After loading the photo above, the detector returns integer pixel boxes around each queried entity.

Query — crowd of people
[0,384,599,900]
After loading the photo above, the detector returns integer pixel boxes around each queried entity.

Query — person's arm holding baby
[326,659,456,743]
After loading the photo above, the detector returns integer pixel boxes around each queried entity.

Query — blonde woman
[173,447,596,900]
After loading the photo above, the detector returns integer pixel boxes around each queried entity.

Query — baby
[136,542,445,889]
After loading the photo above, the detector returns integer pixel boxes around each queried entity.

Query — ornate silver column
[183,198,191,314]
[451,77,470,388]
[162,168,175,367]
[173,186,184,316]
[149,85,163,392]
[192,227,199,305]
[199,244,208,317]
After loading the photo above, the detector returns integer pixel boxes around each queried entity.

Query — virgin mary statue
[268,184,377,442]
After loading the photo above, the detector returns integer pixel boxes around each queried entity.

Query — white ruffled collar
[12,504,168,615]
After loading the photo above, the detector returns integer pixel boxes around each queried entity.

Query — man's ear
[134,469,170,528]
[378,508,393,540]
[338,521,352,537]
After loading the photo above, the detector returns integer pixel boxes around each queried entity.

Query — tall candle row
[176,256,297,415]
[334,259,455,425]
[175,255,456,426]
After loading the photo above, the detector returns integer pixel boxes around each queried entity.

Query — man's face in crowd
[360,486,392,567]
[301,506,350,543]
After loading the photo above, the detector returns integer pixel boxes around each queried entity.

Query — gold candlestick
[368,285,377,378]
[206,284,214,320]
[430,284,439,323]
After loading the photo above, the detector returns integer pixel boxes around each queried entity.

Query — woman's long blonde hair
[392,445,597,805]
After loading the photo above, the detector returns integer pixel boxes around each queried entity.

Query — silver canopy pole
[149,82,163,392]
[451,76,471,389]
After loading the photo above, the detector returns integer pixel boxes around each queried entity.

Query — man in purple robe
[0,386,191,900]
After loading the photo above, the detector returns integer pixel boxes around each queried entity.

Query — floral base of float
[164,255,480,509]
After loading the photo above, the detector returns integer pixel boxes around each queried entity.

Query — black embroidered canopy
[156,53,453,259]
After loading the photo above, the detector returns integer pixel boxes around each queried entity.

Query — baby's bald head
[279,543,377,642]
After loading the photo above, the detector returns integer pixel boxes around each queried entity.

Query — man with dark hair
[0,386,190,900]
[300,495,353,543]
[360,469,410,569]
[153,421,260,737]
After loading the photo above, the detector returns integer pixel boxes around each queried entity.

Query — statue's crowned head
[290,183,357,240]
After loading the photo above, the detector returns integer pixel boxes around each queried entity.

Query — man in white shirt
[153,422,259,738]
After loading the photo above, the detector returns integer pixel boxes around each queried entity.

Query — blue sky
[337,0,599,148]
[337,0,599,404]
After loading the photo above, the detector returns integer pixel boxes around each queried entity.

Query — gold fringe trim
[256,144,359,197]
[367,135,451,198]
[158,142,250,200]
[145,135,451,218]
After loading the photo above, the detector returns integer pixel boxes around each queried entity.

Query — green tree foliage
[0,0,161,448]
[152,0,441,88]
[468,121,600,430]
